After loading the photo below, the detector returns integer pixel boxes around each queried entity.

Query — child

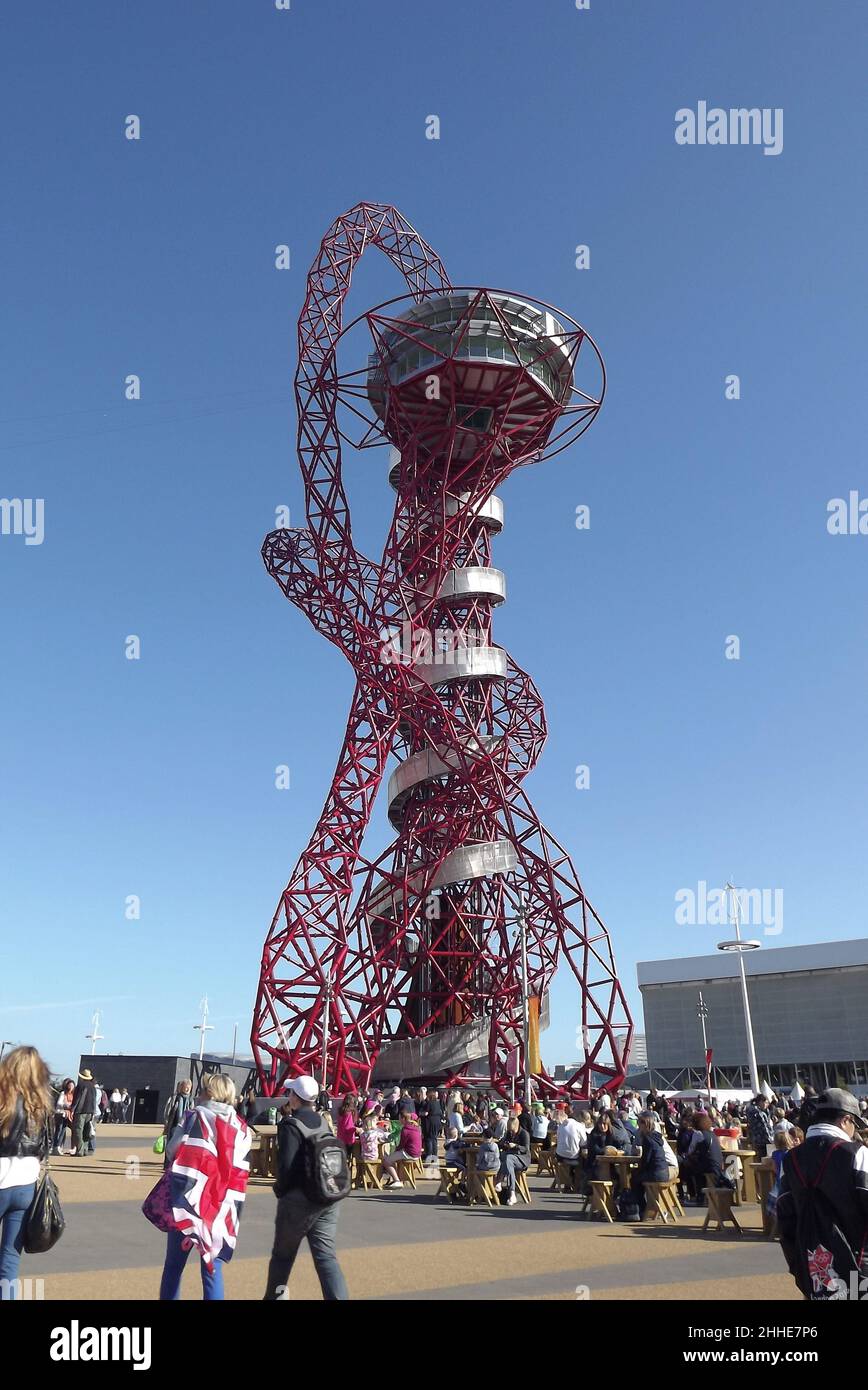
[444,1126,466,1170]
[476,1131,500,1174]
[359,1111,388,1164]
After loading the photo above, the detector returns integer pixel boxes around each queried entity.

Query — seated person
[381,1110,423,1189]
[585,1113,630,1181]
[530,1102,550,1146]
[489,1108,508,1141]
[444,1126,466,1170]
[495,1116,530,1206]
[630,1111,670,1216]
[680,1112,730,1202]
[555,1109,586,1191]
[358,1111,388,1165]
[476,1131,500,1175]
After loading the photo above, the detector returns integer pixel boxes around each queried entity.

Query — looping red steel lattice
[252,202,633,1099]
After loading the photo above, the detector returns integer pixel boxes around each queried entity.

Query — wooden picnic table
[250,1124,279,1178]
[595,1152,638,1189]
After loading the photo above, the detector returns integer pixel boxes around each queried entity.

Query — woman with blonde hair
[0,1045,52,1298]
[154,1073,251,1300]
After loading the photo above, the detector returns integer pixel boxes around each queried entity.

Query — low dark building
[78,1053,257,1124]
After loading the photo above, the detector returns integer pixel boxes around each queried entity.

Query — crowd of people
[51,1072,132,1155]
[2,1043,868,1302]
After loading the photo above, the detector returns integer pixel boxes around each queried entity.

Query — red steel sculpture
[252,202,632,1098]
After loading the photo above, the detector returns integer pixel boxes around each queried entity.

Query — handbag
[142,1168,176,1233]
[23,1166,66,1254]
[153,1134,165,1155]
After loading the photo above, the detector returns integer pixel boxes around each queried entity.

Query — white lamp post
[86,1012,104,1055]
[194,996,214,1061]
[717,883,761,1094]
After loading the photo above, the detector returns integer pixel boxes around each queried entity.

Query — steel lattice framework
[252,202,633,1098]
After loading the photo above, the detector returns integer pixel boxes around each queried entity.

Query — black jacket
[0,1096,50,1160]
[419,1099,442,1135]
[685,1130,726,1182]
[274,1106,323,1197]
[587,1126,627,1167]
[777,1132,868,1297]
[500,1127,530,1168]
[72,1081,97,1116]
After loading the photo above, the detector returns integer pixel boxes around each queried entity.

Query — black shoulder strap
[789,1139,842,1191]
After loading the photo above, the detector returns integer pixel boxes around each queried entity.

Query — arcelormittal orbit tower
[252,202,632,1098]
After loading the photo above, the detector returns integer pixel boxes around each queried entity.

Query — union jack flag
[169,1105,251,1270]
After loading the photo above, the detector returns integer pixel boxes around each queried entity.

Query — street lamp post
[320,971,333,1092]
[517,900,531,1109]
[86,1012,104,1055]
[697,992,712,1100]
[193,996,214,1061]
[718,883,761,1094]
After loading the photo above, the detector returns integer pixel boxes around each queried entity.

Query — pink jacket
[337,1112,357,1145]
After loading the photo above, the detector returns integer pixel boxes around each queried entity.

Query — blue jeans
[265,1191,348,1300]
[0,1182,36,1298]
[159,1228,224,1300]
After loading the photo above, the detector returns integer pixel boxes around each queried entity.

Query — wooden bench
[589,1179,615,1223]
[357,1160,383,1191]
[474,1171,499,1207]
[702,1185,743,1234]
[664,1180,684,1217]
[436,1165,462,1198]
[396,1158,425,1190]
[535,1148,558,1179]
[642,1182,674,1223]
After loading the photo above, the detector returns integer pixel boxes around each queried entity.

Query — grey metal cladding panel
[643,970,868,1066]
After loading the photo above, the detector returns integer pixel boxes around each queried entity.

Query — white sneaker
[494,1180,503,1191]
[507,1193,517,1206]
[390,1180,404,1189]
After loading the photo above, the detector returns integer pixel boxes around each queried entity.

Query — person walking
[52,1078,75,1155]
[72,1068,97,1157]
[120,1087,131,1123]
[264,1075,350,1300]
[746,1095,775,1154]
[0,1045,52,1299]
[420,1087,443,1167]
[109,1087,123,1124]
[162,1080,194,1165]
[157,1073,251,1300]
[776,1088,868,1300]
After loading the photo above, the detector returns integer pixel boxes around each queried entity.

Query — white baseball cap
[285,1075,319,1103]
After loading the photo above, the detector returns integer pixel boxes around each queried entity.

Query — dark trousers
[264,1190,348,1300]
[73,1113,94,1155]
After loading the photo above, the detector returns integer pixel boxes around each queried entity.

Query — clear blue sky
[1,1,865,1082]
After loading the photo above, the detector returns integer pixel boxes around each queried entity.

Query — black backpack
[788,1142,863,1300]
[616,1188,641,1222]
[293,1115,352,1205]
